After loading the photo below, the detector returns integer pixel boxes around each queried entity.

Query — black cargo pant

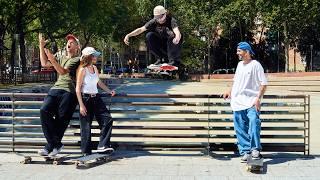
[80,94,113,154]
[40,89,77,151]
[146,32,183,64]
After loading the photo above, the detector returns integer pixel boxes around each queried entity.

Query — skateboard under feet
[71,152,113,168]
[20,154,69,165]
[246,156,264,172]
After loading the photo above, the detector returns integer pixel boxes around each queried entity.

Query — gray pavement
[1,76,320,179]
[0,151,320,179]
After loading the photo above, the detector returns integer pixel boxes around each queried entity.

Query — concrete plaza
[0,75,320,179]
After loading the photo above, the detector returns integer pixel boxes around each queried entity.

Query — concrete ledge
[190,72,320,81]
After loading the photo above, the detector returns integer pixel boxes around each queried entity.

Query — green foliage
[1,0,320,74]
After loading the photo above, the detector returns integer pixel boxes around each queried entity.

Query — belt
[82,93,97,98]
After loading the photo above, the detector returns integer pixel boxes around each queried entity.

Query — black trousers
[146,32,183,63]
[80,94,113,154]
[40,89,77,151]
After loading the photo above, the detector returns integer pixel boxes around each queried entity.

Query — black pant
[40,89,77,151]
[146,32,183,63]
[80,94,113,154]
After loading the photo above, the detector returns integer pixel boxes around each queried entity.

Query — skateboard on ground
[246,156,264,172]
[71,152,113,168]
[19,154,69,165]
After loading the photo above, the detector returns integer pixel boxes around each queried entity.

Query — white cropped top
[82,67,99,94]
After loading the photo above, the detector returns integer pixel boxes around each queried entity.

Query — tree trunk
[15,1,27,77]
[19,33,26,73]
[0,21,4,83]
[283,22,289,72]
[9,35,16,80]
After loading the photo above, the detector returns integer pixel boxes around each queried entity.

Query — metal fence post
[207,95,210,156]
[304,95,310,156]
[11,93,15,152]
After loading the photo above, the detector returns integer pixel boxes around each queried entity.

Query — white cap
[153,5,167,16]
[81,47,101,60]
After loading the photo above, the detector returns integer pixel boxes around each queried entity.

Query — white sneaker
[48,145,64,157]
[97,146,114,154]
[251,149,262,159]
[240,153,250,162]
[38,148,49,156]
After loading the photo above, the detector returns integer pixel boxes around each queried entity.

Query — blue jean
[233,107,262,155]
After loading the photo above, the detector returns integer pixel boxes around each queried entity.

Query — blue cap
[237,42,255,55]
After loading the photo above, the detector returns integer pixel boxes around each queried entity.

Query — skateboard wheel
[21,159,30,164]
[53,161,59,165]
[246,166,251,171]
[84,163,90,168]
[21,157,32,164]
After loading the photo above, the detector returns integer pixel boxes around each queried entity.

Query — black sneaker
[168,60,181,67]
[154,59,162,65]
[167,61,175,66]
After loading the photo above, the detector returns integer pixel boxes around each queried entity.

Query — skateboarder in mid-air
[124,5,182,67]
[223,42,267,162]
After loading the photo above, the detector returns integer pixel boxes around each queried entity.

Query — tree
[257,0,320,72]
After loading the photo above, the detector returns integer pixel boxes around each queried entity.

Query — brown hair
[80,54,93,67]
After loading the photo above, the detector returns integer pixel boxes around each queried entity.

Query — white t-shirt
[231,60,268,111]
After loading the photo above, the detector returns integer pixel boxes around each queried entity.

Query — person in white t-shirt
[76,47,116,156]
[223,42,267,161]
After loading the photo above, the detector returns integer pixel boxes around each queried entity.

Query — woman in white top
[76,47,116,155]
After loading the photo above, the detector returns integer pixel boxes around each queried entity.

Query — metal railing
[0,93,310,155]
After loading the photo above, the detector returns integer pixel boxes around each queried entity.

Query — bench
[0,93,310,155]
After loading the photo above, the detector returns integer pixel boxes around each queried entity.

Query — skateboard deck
[71,152,113,168]
[147,63,179,80]
[147,64,178,71]
[246,156,264,172]
[19,154,69,165]
[159,64,178,71]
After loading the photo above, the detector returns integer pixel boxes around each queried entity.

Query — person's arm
[44,49,69,75]
[76,67,87,116]
[124,26,147,45]
[172,27,181,44]
[253,85,267,111]
[38,33,52,67]
[94,66,116,96]
[254,63,268,111]
[223,82,233,100]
